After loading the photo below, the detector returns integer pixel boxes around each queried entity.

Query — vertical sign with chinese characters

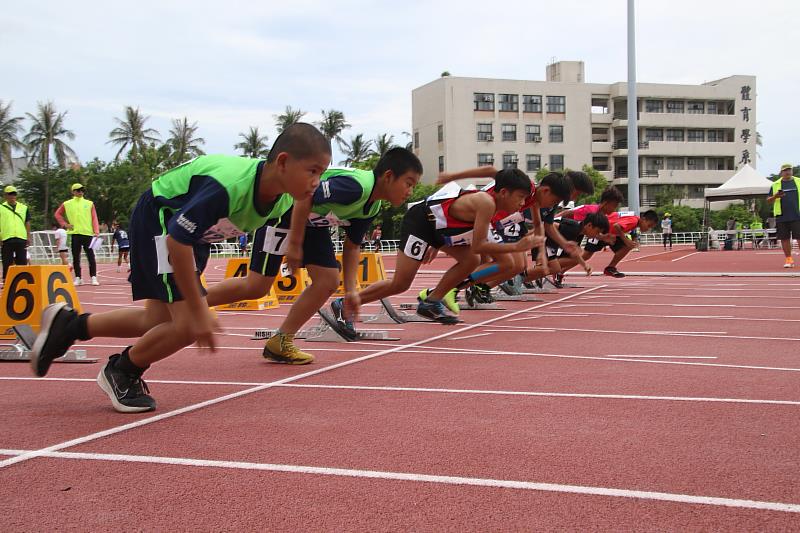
[739,84,754,167]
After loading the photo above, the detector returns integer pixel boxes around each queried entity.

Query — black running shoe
[465,286,478,307]
[330,298,358,341]
[552,273,565,289]
[475,283,494,303]
[603,266,625,278]
[30,303,79,377]
[96,354,156,413]
[523,280,536,290]
[416,299,459,324]
[498,280,516,296]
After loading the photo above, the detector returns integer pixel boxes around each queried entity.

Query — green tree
[167,117,205,165]
[316,109,350,149]
[576,165,611,204]
[107,106,160,162]
[339,133,372,166]
[654,184,683,208]
[0,100,25,177]
[274,106,306,133]
[709,204,757,230]
[15,165,77,229]
[654,205,702,232]
[23,101,79,218]
[372,133,396,157]
[234,127,270,158]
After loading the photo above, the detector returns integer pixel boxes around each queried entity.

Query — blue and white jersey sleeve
[312,175,364,207]
[166,178,231,245]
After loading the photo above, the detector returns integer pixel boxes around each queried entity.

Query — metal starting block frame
[252,310,400,343]
[544,277,583,289]
[0,325,96,364]
[361,298,434,324]
[491,276,542,302]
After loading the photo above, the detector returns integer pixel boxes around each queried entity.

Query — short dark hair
[373,147,423,179]
[494,168,532,195]
[641,210,659,224]
[538,172,573,202]
[600,186,624,204]
[566,170,594,196]
[582,212,610,233]
[266,123,331,164]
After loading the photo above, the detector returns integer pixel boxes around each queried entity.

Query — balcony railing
[611,140,649,150]
[613,168,660,179]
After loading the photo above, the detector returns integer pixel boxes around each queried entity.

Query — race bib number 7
[262,226,290,255]
[404,235,429,260]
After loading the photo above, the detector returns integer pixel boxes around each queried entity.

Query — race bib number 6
[404,235,429,260]
[262,226,290,255]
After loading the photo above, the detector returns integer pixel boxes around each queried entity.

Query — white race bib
[154,235,198,274]
[262,226,290,255]
[404,235,429,260]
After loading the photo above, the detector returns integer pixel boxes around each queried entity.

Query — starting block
[274,262,312,303]
[491,275,542,302]
[545,277,583,289]
[459,300,505,310]
[252,309,399,342]
[0,265,82,339]
[361,298,439,324]
[214,259,279,311]
[0,324,96,364]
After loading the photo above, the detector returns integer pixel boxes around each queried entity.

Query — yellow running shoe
[419,288,460,314]
[263,333,315,365]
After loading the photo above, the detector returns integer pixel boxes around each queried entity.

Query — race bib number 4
[404,235,429,260]
[262,226,290,255]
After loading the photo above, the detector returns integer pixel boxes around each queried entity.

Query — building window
[498,94,519,112]
[414,131,419,149]
[707,157,730,170]
[502,153,518,169]
[666,129,684,142]
[666,100,684,113]
[688,185,706,199]
[522,95,542,113]
[666,157,685,170]
[474,92,495,111]
[645,157,663,171]
[526,154,541,172]
[477,123,493,141]
[478,153,494,166]
[645,128,663,142]
[645,100,664,113]
[687,129,705,142]
[549,125,564,143]
[707,129,725,142]
[546,96,566,113]
[687,157,705,170]
[437,124,443,143]
[438,156,444,172]
[707,101,718,114]
[550,154,564,170]
[687,101,705,114]
[501,123,517,142]
[525,125,541,142]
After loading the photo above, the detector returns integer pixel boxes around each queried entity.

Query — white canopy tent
[703,164,772,202]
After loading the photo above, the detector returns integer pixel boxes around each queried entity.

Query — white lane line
[604,355,717,360]
[73,344,378,353]
[671,252,701,262]
[0,449,797,513]
[410,346,800,373]
[0,286,604,470]
[585,294,800,301]
[449,333,493,341]
[539,311,800,324]
[5,378,798,406]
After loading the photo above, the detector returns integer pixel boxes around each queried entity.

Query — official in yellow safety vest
[54,183,100,285]
[767,163,800,268]
[0,185,31,280]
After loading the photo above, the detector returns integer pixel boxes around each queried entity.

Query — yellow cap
[71,183,84,191]
[780,163,793,171]
[664,212,671,217]
[3,185,17,194]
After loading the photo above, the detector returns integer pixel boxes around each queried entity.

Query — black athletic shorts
[584,235,628,253]
[250,208,340,276]
[128,190,209,303]
[776,220,800,240]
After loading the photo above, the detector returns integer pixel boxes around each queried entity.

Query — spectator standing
[371,225,382,251]
[0,185,31,280]
[767,163,800,268]
[661,212,673,250]
[51,223,71,270]
[55,183,100,285]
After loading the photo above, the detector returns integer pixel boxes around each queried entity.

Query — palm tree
[339,134,372,166]
[372,133,396,157]
[274,106,306,133]
[167,117,205,164]
[107,106,160,162]
[22,101,79,219]
[316,109,350,149]
[0,100,25,175]
[234,127,270,158]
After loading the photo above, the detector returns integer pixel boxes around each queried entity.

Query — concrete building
[411,61,756,208]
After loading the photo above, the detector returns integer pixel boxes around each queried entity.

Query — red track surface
[1,249,799,531]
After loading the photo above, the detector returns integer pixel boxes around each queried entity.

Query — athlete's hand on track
[187,306,221,352]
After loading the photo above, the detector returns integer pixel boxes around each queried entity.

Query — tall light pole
[627,0,640,214]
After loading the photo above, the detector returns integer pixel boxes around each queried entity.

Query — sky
[3,0,796,175]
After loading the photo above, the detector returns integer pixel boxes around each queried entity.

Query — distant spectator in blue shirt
[111,221,130,272]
